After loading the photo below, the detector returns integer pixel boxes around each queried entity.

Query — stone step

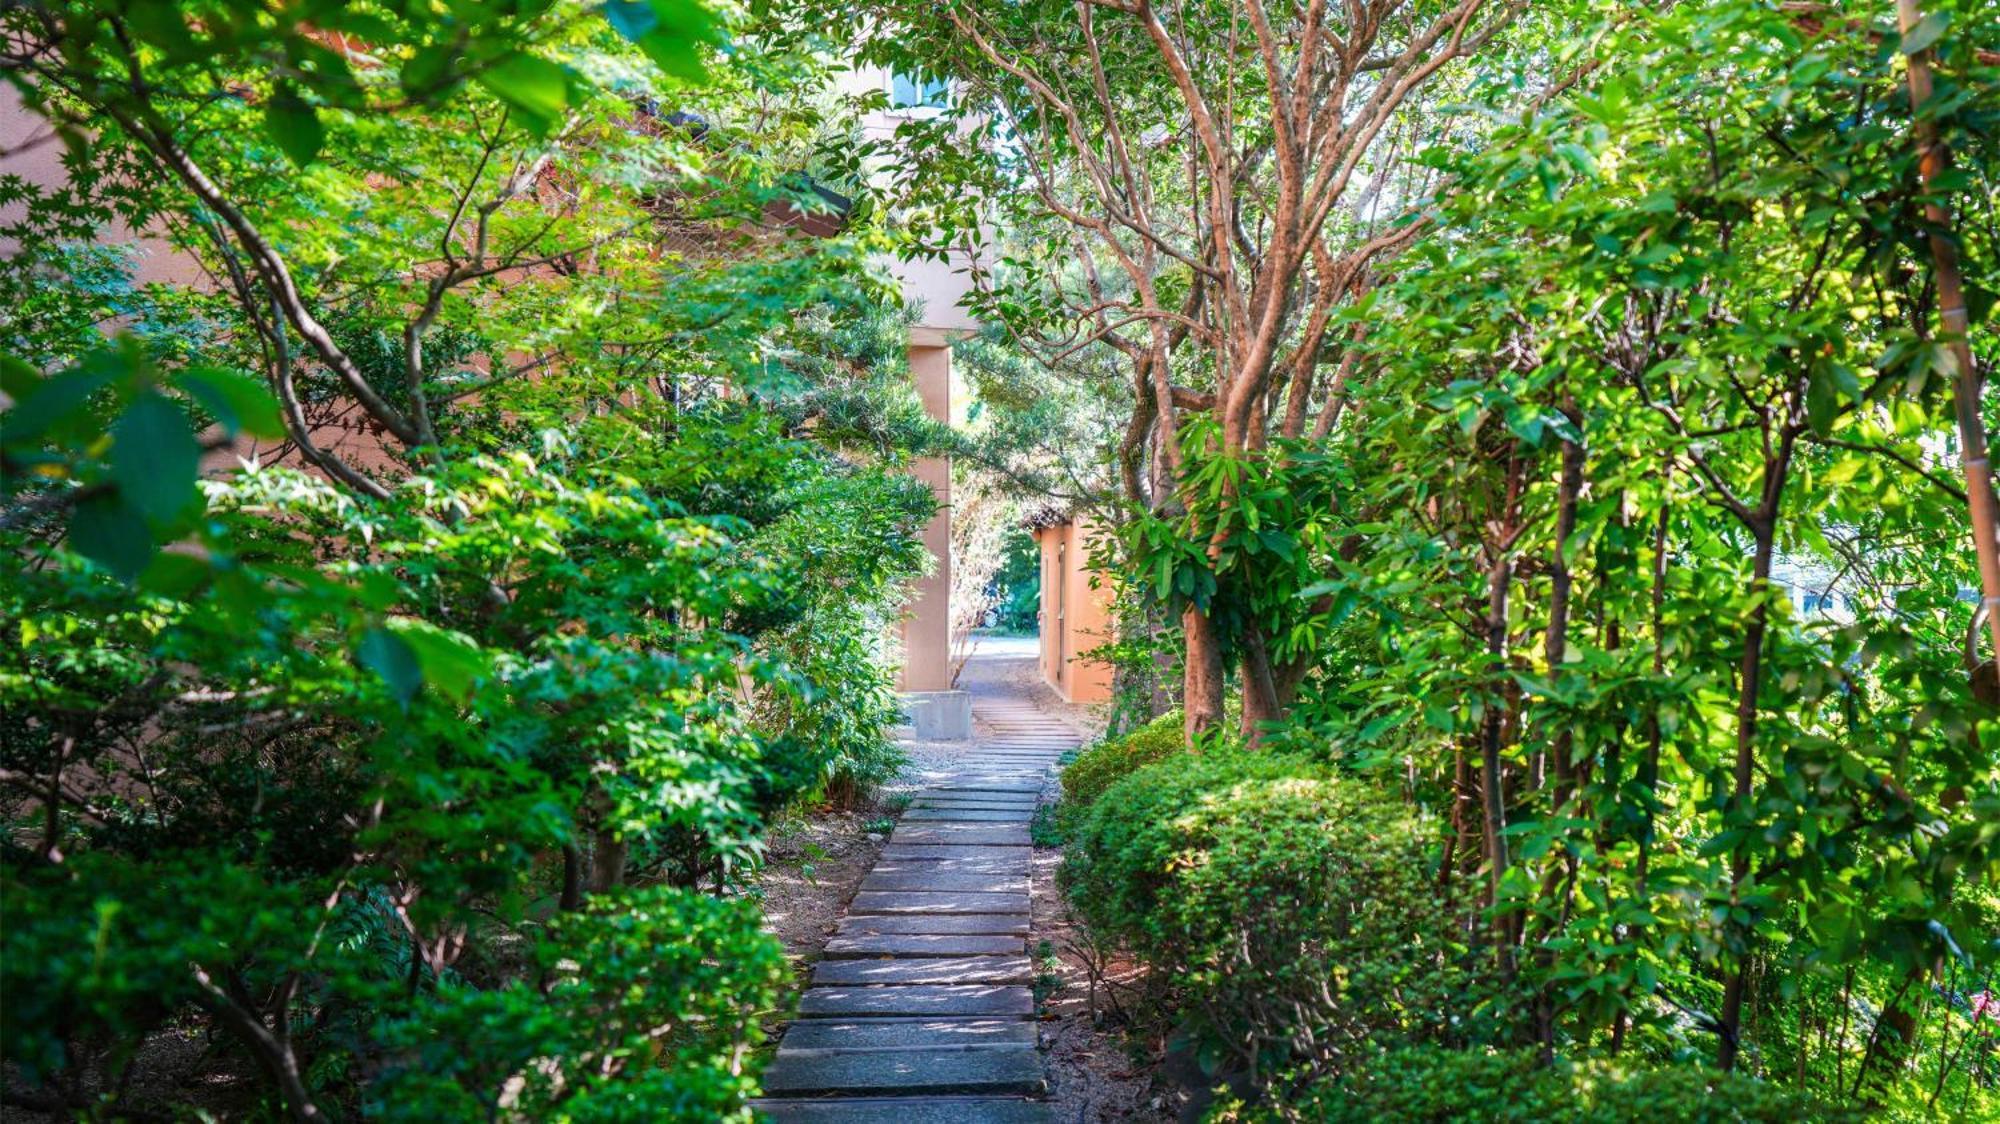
[900,808,1034,823]
[861,871,1029,894]
[778,1018,1037,1050]
[879,845,1034,864]
[812,955,1032,986]
[873,856,1030,877]
[915,772,1044,781]
[761,1045,1046,1097]
[850,890,1030,915]
[822,933,1026,959]
[797,984,1034,1018]
[836,913,1031,937]
[890,826,1032,847]
[910,797,1041,811]
[753,1096,1054,1123]
[914,780,1045,793]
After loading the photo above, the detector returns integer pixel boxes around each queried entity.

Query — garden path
[754,645,1081,1123]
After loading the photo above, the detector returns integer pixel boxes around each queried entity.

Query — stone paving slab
[914,776,1045,788]
[877,845,1034,866]
[836,913,1032,936]
[762,682,1073,1113]
[778,1018,1038,1050]
[761,1046,1045,1096]
[861,871,1029,894]
[754,1096,1055,1123]
[822,933,1026,958]
[889,826,1032,846]
[811,955,1032,986]
[873,855,1030,876]
[797,984,1034,1018]
[899,808,1033,823]
[851,890,1031,915]
[910,797,1040,811]
[915,777,1045,790]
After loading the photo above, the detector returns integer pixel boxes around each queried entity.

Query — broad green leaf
[109,392,201,523]
[1806,363,1839,436]
[139,550,212,598]
[178,366,285,439]
[359,625,423,705]
[265,84,324,167]
[477,53,571,137]
[69,493,154,581]
[391,619,490,701]
[0,353,40,401]
[1899,12,1948,56]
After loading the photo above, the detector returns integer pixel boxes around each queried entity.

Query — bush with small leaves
[1057,709,1185,811]
[1210,1046,1860,1123]
[1060,749,1486,1086]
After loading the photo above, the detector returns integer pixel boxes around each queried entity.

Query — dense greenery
[7,0,2000,1119]
[890,0,2000,1117]
[1,1,934,1117]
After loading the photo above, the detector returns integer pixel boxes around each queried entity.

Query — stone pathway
[755,690,1082,1123]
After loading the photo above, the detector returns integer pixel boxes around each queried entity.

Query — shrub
[1217,1046,1860,1123]
[1058,709,1185,809]
[1059,749,1477,1085]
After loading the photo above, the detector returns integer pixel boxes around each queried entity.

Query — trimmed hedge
[1059,748,1475,1082]
[1211,1045,1860,1123]
[1058,709,1185,809]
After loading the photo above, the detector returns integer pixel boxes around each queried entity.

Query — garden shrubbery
[1209,1045,1857,1123]
[1059,748,1481,1087]
[1057,709,1185,810]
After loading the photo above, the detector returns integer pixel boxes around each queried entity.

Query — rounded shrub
[1059,748,1473,1084]
[1058,709,1185,809]
[1222,1046,1860,1123]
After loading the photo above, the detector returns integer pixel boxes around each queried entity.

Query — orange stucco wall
[1033,517,1113,703]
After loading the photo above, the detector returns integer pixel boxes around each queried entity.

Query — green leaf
[0,353,41,401]
[402,43,462,100]
[608,0,723,82]
[477,53,571,137]
[139,550,212,598]
[359,626,423,705]
[1806,364,1839,436]
[4,356,122,445]
[177,366,285,439]
[110,392,201,523]
[391,620,490,701]
[265,84,324,168]
[1899,11,1948,56]
[69,493,154,581]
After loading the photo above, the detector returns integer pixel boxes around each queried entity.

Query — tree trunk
[1718,519,1776,1071]
[1542,425,1585,804]
[1898,0,2000,670]
[1240,626,1282,743]
[1182,604,1226,742]
[1480,545,1518,978]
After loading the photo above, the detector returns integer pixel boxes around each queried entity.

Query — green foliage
[0,6,934,1117]
[1219,1046,1857,1124]
[1061,749,1483,1083]
[369,888,783,1122]
[1058,709,1185,810]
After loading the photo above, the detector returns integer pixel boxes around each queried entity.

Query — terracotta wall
[1033,517,1113,703]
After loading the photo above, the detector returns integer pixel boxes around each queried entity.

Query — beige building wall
[1033,516,1114,703]
[898,341,954,691]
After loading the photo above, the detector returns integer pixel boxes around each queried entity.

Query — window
[889,71,950,111]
